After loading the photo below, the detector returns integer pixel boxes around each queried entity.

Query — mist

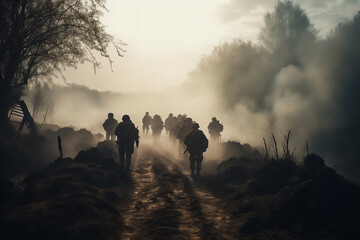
[22,2,360,183]
[186,2,360,183]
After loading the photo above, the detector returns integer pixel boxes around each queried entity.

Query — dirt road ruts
[117,145,237,240]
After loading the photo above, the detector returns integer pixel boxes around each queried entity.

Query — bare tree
[0,0,126,123]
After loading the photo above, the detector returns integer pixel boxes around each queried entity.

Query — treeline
[186,1,360,183]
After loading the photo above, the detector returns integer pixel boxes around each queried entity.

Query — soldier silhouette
[167,114,178,142]
[151,114,164,142]
[184,123,208,177]
[177,117,193,157]
[164,113,174,135]
[142,112,152,135]
[115,115,139,171]
[207,117,223,142]
[102,113,118,141]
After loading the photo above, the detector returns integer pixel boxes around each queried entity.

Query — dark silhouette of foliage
[0,0,125,124]
[259,0,316,52]
[188,2,360,182]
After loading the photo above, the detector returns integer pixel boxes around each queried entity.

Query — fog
[22,2,360,183]
[186,2,360,182]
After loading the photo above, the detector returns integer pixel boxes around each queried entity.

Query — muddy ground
[1,138,360,239]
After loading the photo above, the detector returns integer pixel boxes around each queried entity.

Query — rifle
[183,147,188,154]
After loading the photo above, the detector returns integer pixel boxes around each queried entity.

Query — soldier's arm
[114,124,120,135]
[135,130,140,147]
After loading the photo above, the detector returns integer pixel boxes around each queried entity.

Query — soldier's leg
[189,153,196,176]
[118,145,126,170]
[110,134,115,141]
[125,143,135,170]
[196,153,203,175]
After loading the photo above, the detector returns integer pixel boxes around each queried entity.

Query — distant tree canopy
[259,0,316,52]
[189,2,360,182]
[0,0,124,122]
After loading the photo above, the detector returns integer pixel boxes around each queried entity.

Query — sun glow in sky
[61,0,229,93]
[58,0,359,93]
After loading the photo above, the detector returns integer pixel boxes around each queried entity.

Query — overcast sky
[58,0,359,93]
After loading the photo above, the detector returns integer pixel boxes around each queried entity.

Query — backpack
[216,122,223,132]
[186,130,208,151]
[115,122,137,142]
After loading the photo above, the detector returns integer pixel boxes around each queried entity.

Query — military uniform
[103,113,118,141]
[142,112,152,134]
[208,118,223,142]
[184,124,208,176]
[151,114,164,137]
[164,113,174,135]
[115,115,139,170]
[177,118,193,156]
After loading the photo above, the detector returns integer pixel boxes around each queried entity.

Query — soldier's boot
[126,154,132,171]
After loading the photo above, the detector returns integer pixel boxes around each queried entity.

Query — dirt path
[116,144,237,240]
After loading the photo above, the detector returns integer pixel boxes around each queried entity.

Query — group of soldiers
[102,112,224,176]
[142,112,164,141]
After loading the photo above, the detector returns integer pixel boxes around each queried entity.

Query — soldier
[102,113,118,141]
[115,115,140,171]
[151,114,164,142]
[168,114,178,142]
[142,112,152,135]
[164,113,174,135]
[177,117,193,156]
[207,117,223,142]
[184,123,208,177]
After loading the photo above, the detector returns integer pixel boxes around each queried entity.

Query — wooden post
[58,136,63,159]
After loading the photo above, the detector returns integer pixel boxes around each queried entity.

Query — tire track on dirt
[157,153,238,240]
[118,146,237,239]
[118,155,161,239]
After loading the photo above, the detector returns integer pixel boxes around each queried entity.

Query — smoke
[187,2,360,183]
[22,2,360,183]
[23,83,217,137]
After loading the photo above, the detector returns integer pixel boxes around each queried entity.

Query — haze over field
[56,0,360,92]
[2,1,360,239]
[23,1,360,183]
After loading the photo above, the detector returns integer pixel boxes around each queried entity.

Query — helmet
[192,123,200,129]
[212,117,217,121]
[122,114,130,121]
[185,117,192,123]
[108,113,114,118]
